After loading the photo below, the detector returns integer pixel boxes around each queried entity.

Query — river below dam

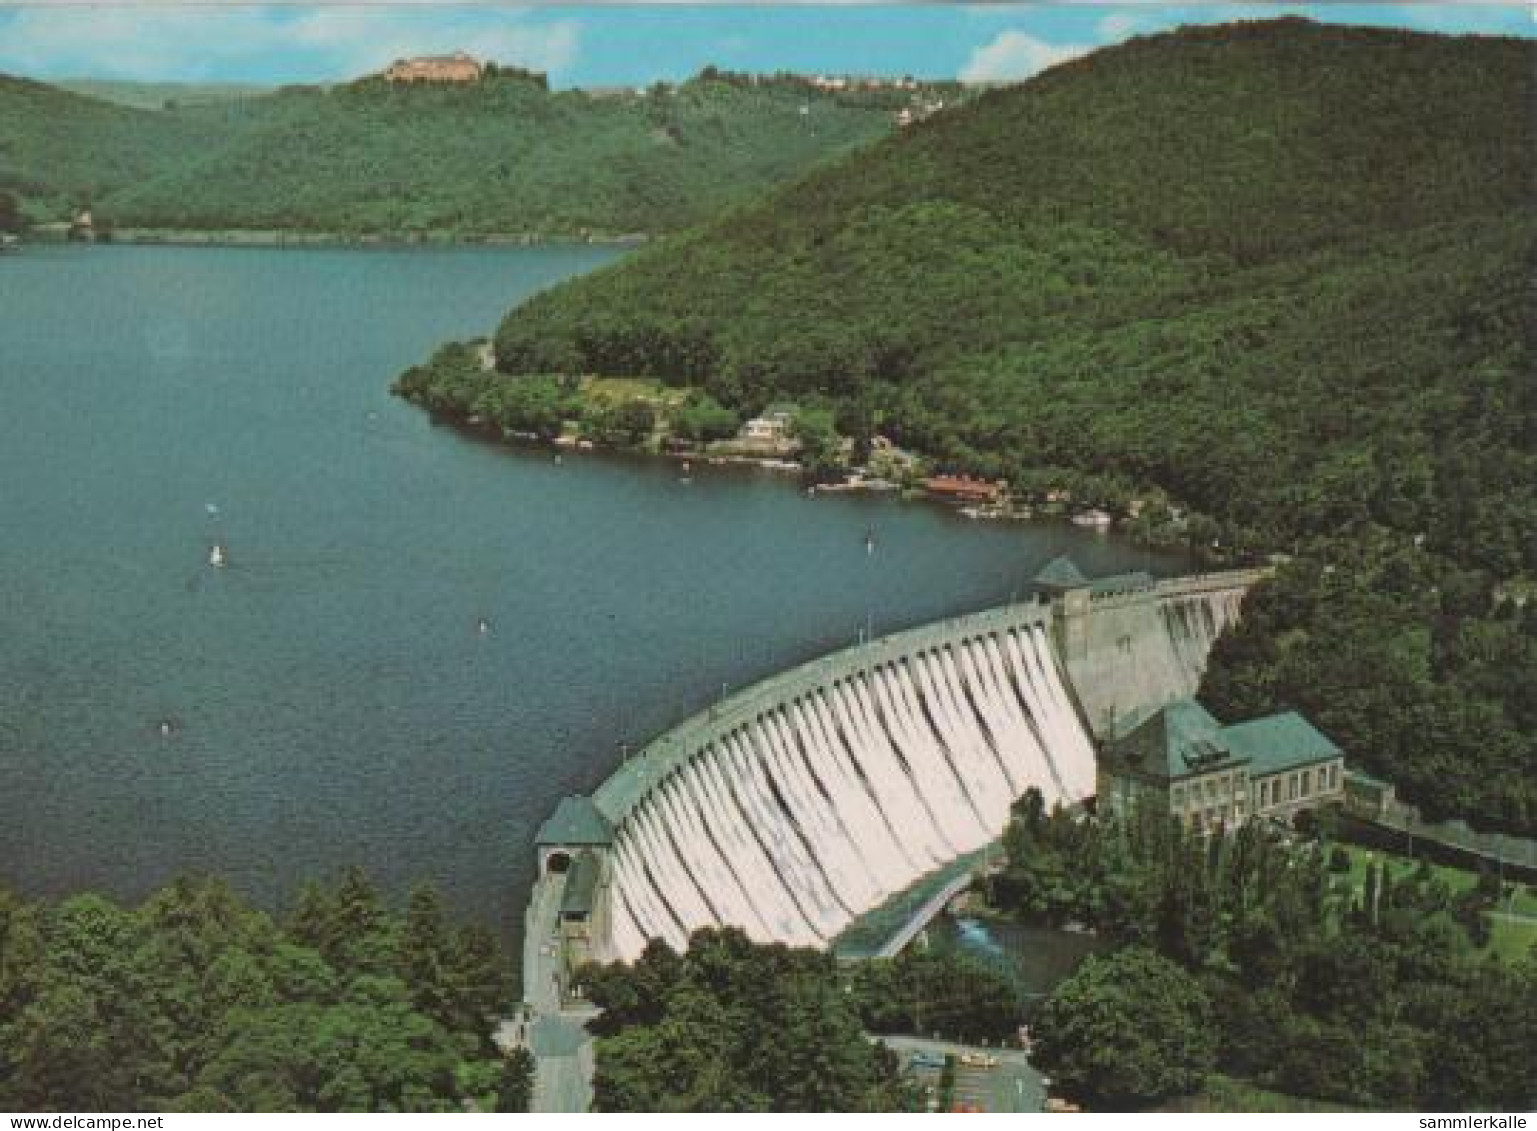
[0,244,1189,935]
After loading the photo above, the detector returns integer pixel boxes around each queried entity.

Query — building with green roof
[1098,697,1345,832]
[535,796,613,877]
[1033,554,1154,599]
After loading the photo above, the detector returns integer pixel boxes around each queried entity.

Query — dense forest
[476,19,1536,833]
[998,792,1536,1110]
[0,872,530,1112]
[0,69,947,236]
[575,926,1021,1111]
[577,929,909,1111]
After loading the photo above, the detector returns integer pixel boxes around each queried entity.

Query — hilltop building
[1097,697,1346,832]
[384,52,483,84]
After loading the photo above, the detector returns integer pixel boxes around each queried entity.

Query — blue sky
[0,3,1529,88]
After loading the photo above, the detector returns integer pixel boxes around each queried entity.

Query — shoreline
[420,401,1220,553]
[20,226,651,249]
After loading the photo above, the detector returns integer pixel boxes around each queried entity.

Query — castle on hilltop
[383,52,483,84]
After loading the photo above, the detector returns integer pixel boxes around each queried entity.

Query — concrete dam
[529,561,1267,977]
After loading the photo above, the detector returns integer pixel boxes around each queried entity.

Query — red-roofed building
[923,475,1003,504]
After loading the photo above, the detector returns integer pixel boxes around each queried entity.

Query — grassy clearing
[1485,917,1537,963]
[577,376,689,410]
[1330,843,1536,960]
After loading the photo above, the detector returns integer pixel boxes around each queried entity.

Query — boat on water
[208,542,227,568]
[865,528,876,555]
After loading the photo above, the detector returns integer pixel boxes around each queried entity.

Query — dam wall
[588,601,1095,962]
[1055,569,1268,738]
[531,566,1269,971]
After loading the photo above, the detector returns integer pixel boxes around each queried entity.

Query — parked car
[959,1051,999,1069]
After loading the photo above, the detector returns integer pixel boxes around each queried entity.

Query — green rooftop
[536,796,613,848]
[1033,555,1089,591]
[1220,711,1342,776]
[1033,555,1153,596]
[1107,698,1343,783]
[560,851,600,918]
[1108,698,1242,781]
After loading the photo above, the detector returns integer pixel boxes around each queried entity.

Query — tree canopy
[0,873,529,1113]
[578,927,914,1112]
[997,791,1537,1110]
[1033,947,1216,1108]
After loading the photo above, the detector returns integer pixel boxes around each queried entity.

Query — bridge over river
[519,562,1266,1109]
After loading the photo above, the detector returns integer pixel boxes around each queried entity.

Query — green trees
[790,408,845,482]
[581,928,912,1112]
[669,392,740,443]
[391,345,582,441]
[851,949,1022,1044]
[585,398,657,447]
[0,875,527,1113]
[1034,948,1216,1108]
[1201,558,1537,832]
[987,796,1537,1109]
[0,190,20,234]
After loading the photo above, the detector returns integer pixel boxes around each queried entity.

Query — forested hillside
[0,69,940,236]
[479,20,1536,832]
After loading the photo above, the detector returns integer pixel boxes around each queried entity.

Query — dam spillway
[597,611,1092,959]
[531,565,1267,968]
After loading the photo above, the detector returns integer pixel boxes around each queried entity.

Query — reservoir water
[0,244,1186,934]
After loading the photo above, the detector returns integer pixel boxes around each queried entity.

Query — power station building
[1097,696,1346,832]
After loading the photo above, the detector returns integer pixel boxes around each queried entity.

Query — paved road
[520,873,597,1112]
[880,1035,1045,1113]
[530,1011,595,1113]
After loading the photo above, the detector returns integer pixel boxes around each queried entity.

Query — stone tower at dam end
[528,561,1268,976]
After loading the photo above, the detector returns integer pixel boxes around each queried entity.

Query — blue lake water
[0,244,1185,934]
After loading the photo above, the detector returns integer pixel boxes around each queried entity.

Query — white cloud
[0,6,581,83]
[1096,12,1152,42]
[960,30,1090,83]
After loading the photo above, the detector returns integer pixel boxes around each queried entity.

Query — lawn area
[577,376,690,411]
[1485,916,1537,963]
[1330,843,1536,959]
[1334,843,1485,900]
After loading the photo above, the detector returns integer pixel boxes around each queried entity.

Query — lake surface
[0,244,1187,934]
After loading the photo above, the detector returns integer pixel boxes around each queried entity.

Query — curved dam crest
[530,565,1266,972]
